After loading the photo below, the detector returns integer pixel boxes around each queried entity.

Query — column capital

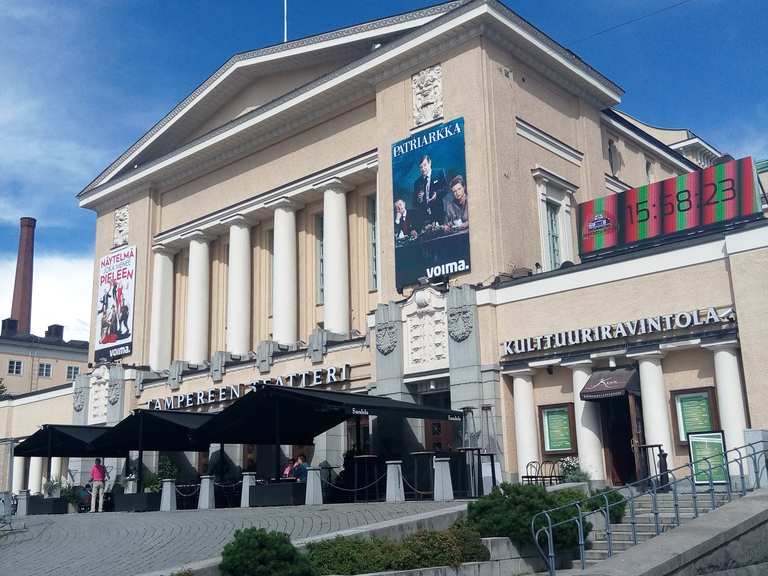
[701,339,739,352]
[314,177,353,194]
[182,229,212,243]
[627,350,664,361]
[151,244,176,256]
[264,196,302,212]
[222,214,251,228]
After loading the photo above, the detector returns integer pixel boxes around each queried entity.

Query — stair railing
[531,440,768,576]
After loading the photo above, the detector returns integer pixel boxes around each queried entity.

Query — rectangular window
[66,366,80,380]
[367,195,378,291]
[539,404,576,455]
[38,363,52,378]
[546,200,561,269]
[673,388,717,444]
[7,360,22,376]
[315,214,324,305]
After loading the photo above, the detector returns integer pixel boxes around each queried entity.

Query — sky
[0,0,765,340]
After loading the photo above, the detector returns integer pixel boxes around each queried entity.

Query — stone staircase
[578,490,733,568]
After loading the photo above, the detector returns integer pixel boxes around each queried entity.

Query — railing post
[198,476,215,510]
[669,471,680,528]
[650,479,661,535]
[688,465,699,518]
[576,503,586,570]
[240,471,256,508]
[602,493,613,557]
[704,459,717,510]
[160,479,176,512]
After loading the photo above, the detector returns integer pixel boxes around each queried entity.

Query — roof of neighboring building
[756,159,768,172]
[79,0,624,203]
[0,333,89,351]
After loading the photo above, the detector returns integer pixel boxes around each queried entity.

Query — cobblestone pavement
[0,501,460,576]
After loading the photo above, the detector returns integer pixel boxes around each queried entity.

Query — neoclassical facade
[6,0,768,493]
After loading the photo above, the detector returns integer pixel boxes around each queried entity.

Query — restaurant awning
[13,424,128,458]
[88,409,214,453]
[580,367,641,401]
[196,383,464,446]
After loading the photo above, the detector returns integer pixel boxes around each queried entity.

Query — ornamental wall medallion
[448,306,473,342]
[376,321,398,356]
[107,378,121,405]
[73,388,86,412]
[412,64,443,127]
[112,205,129,248]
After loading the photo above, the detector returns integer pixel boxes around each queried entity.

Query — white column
[512,370,539,475]
[272,204,297,345]
[706,342,748,451]
[568,362,605,482]
[227,216,252,356]
[50,457,63,486]
[322,182,350,335]
[12,457,26,494]
[28,456,43,495]
[184,232,211,364]
[149,246,175,371]
[636,353,674,458]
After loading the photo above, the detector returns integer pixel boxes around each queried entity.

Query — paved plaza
[0,501,461,576]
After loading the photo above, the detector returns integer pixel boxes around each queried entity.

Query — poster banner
[95,245,136,362]
[391,117,470,289]
[579,157,762,257]
[688,431,727,484]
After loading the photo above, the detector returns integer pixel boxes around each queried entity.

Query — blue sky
[0,0,765,337]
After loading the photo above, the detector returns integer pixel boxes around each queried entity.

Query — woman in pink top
[90,458,108,512]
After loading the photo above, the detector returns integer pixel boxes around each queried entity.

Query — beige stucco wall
[0,392,73,439]
[0,350,88,395]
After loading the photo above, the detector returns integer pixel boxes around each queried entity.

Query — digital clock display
[579,157,761,256]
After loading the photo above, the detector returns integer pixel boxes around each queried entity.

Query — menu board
[675,392,713,442]
[543,407,573,452]
[579,157,762,257]
[688,431,727,484]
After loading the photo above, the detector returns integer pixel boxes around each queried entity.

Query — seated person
[292,454,308,482]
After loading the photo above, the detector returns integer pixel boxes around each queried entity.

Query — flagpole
[283,0,287,42]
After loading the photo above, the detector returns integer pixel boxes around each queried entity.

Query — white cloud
[710,104,768,162]
[0,254,93,341]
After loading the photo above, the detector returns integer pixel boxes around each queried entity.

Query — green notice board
[689,431,727,484]
[676,393,713,441]
[544,407,572,452]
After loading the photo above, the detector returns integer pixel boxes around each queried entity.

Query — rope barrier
[174,485,200,497]
[402,476,433,496]
[320,473,386,493]
[213,480,242,488]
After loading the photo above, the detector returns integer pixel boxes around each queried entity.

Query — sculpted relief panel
[112,205,129,248]
[403,287,449,373]
[412,64,443,127]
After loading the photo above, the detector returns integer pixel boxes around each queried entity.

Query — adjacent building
[5,0,767,493]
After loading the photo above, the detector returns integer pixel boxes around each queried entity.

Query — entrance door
[422,391,454,452]
[601,395,642,485]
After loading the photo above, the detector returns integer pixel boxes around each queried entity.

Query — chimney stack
[10,217,35,334]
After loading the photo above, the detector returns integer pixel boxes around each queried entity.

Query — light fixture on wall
[429,380,436,391]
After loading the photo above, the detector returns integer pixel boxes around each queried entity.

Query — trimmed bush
[220,528,317,576]
[585,488,627,524]
[305,536,397,575]
[450,520,491,563]
[391,530,464,570]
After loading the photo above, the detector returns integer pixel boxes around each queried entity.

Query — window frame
[671,387,719,446]
[38,363,53,378]
[7,360,22,376]
[538,402,578,457]
[532,167,577,272]
[66,365,80,380]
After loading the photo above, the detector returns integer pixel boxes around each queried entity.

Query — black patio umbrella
[13,424,127,458]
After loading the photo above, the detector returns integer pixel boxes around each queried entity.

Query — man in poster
[412,154,447,227]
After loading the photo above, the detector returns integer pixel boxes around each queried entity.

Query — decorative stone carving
[112,205,129,248]
[376,321,398,356]
[403,287,448,373]
[448,305,473,342]
[412,64,443,127]
[73,387,86,412]
[107,378,121,405]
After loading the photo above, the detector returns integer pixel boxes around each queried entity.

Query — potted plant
[60,485,79,514]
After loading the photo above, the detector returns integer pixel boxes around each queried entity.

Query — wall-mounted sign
[148,364,351,410]
[675,391,714,442]
[392,117,470,289]
[542,406,573,452]
[501,307,734,357]
[95,245,136,363]
[579,157,761,257]
[688,431,727,484]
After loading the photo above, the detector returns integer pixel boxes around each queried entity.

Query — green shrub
[306,536,397,575]
[467,483,592,552]
[585,488,627,524]
[158,454,179,480]
[220,528,316,576]
[450,520,491,563]
[391,530,463,570]
[142,471,161,493]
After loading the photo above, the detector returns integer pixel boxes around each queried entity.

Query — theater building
[6,0,768,493]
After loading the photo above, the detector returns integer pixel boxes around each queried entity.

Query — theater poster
[391,117,470,289]
[95,245,136,362]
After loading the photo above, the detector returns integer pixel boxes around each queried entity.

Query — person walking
[90,458,108,512]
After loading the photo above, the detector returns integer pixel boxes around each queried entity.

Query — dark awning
[13,424,128,458]
[580,368,640,401]
[88,409,214,452]
[196,384,464,446]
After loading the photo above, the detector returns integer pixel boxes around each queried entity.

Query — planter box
[249,481,306,507]
[112,492,161,512]
[27,495,68,515]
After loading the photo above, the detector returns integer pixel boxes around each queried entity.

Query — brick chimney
[10,217,35,334]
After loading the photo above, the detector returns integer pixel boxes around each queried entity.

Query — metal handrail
[531,440,768,575]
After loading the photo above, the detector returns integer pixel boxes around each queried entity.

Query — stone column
[50,457,63,491]
[160,478,177,512]
[12,457,25,494]
[636,353,674,459]
[184,232,211,364]
[705,342,748,452]
[305,468,323,506]
[512,370,539,474]
[433,457,454,502]
[272,204,297,345]
[322,181,350,335]
[149,245,175,371]
[227,216,252,356]
[28,457,43,495]
[198,475,215,510]
[567,361,605,482]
